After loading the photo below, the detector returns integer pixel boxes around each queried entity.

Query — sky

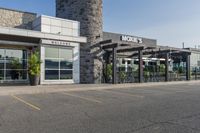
[0,0,200,48]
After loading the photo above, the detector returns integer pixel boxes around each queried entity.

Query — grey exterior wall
[0,7,37,30]
[103,32,157,48]
[56,0,103,84]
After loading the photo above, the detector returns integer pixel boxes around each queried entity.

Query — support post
[112,48,117,84]
[186,54,191,81]
[104,52,110,83]
[195,67,197,80]
[165,53,169,82]
[138,50,143,83]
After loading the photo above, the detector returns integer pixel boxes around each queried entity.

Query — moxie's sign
[120,35,143,44]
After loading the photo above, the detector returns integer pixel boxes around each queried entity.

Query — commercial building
[56,0,200,84]
[0,0,199,85]
[0,7,87,84]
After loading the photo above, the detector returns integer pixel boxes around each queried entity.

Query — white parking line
[98,90,144,98]
[11,95,41,111]
[61,92,102,104]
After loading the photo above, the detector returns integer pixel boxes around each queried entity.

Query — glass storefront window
[0,70,4,80]
[5,49,27,60]
[0,60,4,69]
[6,59,27,70]
[45,70,59,80]
[60,49,73,60]
[45,47,59,58]
[60,70,73,79]
[60,60,73,69]
[45,59,59,69]
[6,70,27,80]
[0,49,4,60]
[44,47,73,80]
[0,48,28,81]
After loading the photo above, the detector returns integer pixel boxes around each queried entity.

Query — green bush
[28,50,42,76]
[119,71,126,83]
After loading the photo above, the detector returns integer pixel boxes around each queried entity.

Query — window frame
[44,46,74,80]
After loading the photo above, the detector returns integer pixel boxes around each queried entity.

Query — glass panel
[45,59,59,69]
[45,47,59,58]
[6,59,27,70]
[5,49,26,60]
[60,70,73,80]
[60,49,73,60]
[6,70,27,80]
[60,60,73,69]
[45,70,59,80]
[0,60,4,69]
[0,70,4,80]
[0,49,4,60]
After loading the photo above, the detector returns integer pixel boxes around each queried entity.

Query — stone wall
[56,0,103,84]
[0,8,37,29]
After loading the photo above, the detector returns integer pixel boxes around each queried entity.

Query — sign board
[41,39,72,47]
[120,35,143,44]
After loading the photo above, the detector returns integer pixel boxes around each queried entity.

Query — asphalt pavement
[0,83,200,133]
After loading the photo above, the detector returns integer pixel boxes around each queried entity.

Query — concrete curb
[0,80,200,96]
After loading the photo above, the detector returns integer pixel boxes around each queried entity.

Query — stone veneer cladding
[56,0,103,83]
[0,8,37,29]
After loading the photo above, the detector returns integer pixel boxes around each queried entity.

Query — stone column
[56,0,103,84]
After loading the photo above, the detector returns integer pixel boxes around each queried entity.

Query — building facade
[0,1,197,85]
[0,8,86,84]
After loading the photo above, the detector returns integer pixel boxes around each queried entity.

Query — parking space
[2,88,146,113]
[0,83,200,133]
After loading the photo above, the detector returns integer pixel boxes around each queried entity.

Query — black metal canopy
[94,39,192,84]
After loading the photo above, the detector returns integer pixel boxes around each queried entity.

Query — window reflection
[0,49,4,60]
[0,70,4,80]
[6,59,27,70]
[45,70,59,80]
[0,48,28,81]
[60,60,73,69]
[60,49,73,60]
[60,70,73,79]
[45,47,59,58]
[45,59,59,69]
[6,70,27,80]
[5,49,27,60]
[0,60,4,69]
[45,47,73,80]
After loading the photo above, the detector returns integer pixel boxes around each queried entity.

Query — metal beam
[102,43,118,50]
[100,39,112,45]
[186,54,191,81]
[112,47,117,84]
[165,53,169,82]
[91,39,113,49]
[138,50,143,83]
[117,46,144,53]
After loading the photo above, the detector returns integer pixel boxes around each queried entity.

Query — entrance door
[44,46,73,81]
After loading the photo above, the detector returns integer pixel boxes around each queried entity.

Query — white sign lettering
[121,35,143,44]
[41,39,71,46]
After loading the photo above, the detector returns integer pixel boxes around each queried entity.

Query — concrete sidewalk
[0,80,200,96]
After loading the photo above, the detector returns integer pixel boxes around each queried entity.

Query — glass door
[44,46,73,80]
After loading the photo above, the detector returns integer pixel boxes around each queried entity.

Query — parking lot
[1,82,200,133]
